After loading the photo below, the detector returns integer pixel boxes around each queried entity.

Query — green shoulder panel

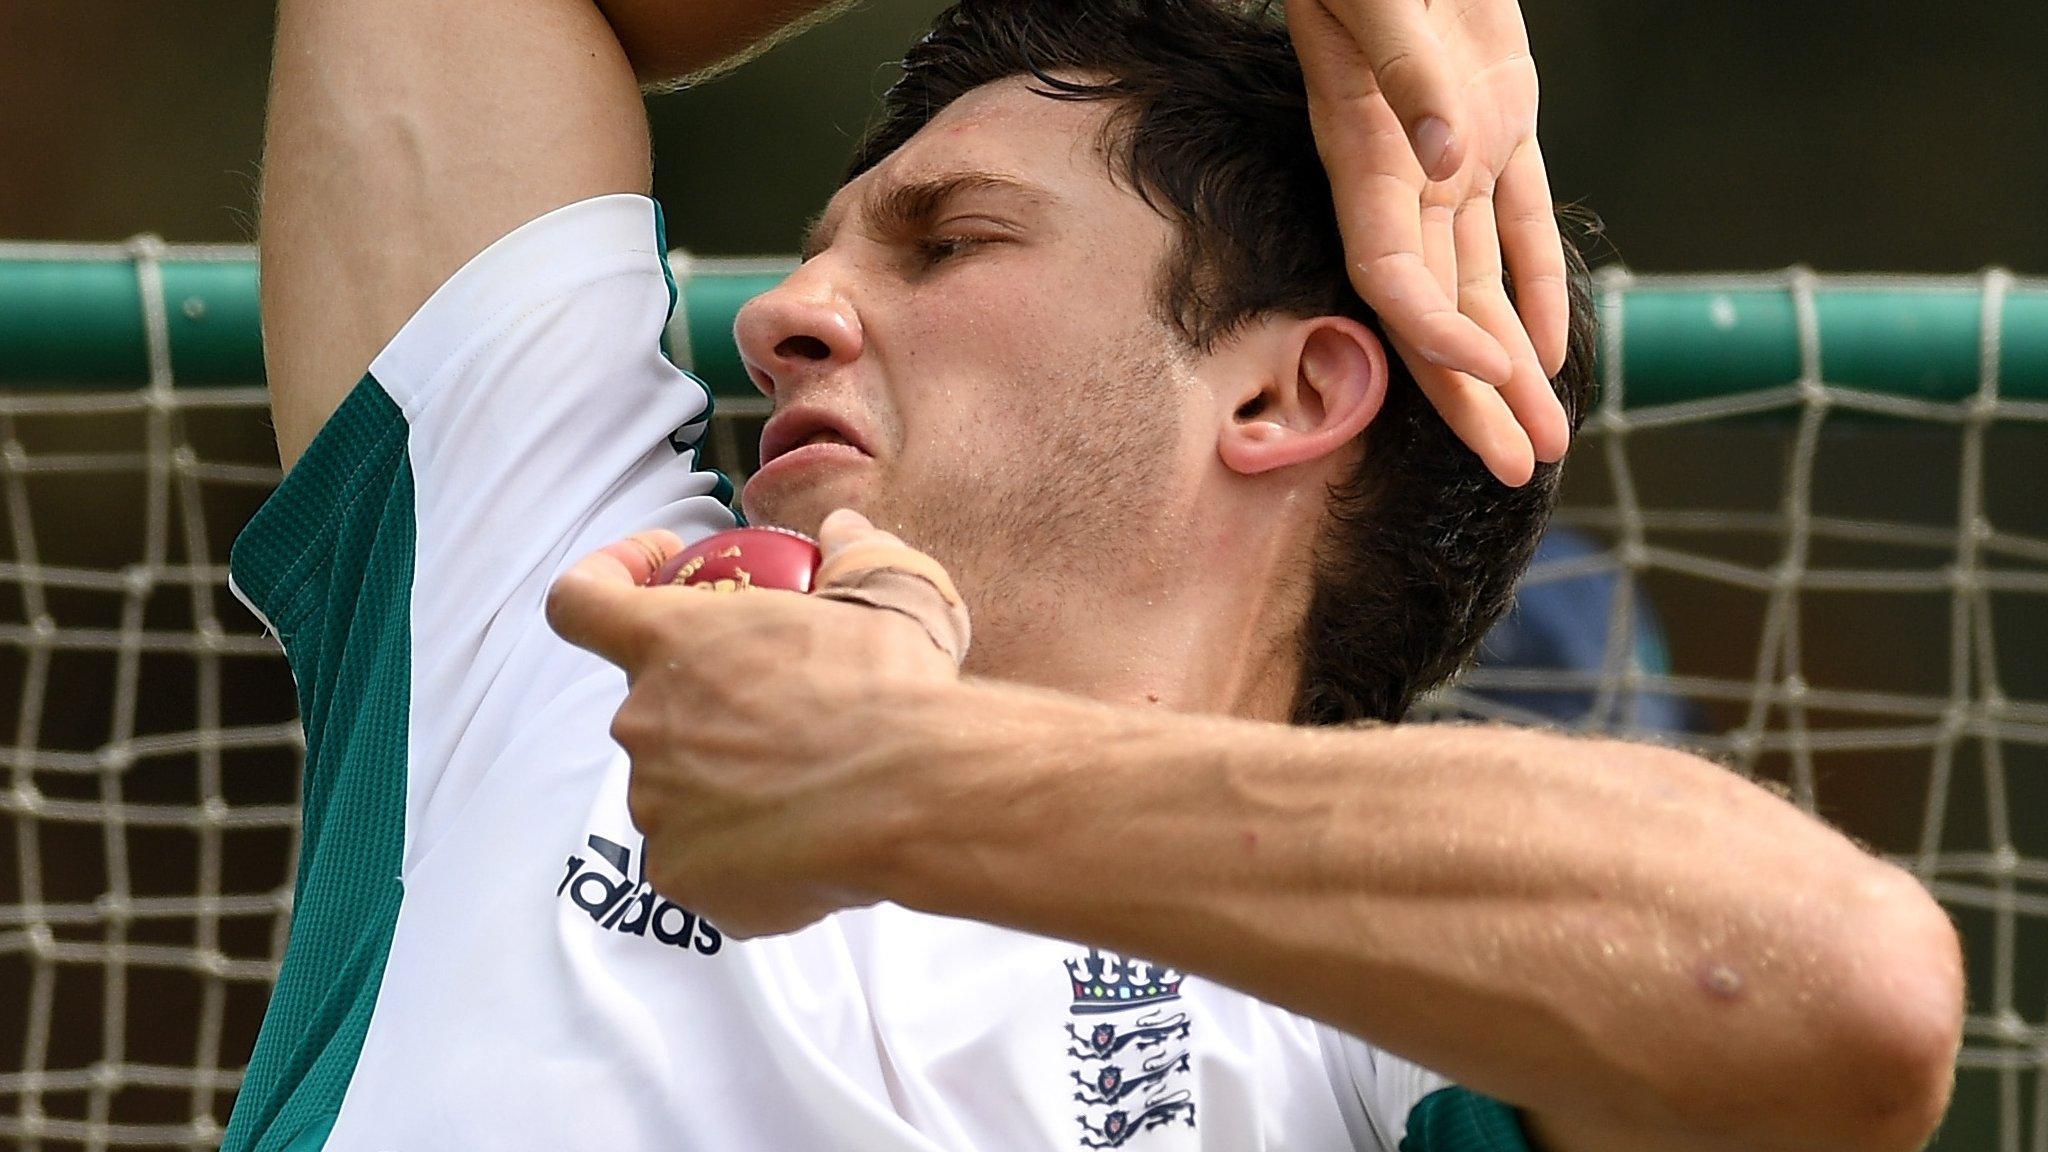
[223,375,415,1152]
[1400,1086,1534,1152]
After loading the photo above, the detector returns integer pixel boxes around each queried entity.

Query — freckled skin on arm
[870,683,1964,1152]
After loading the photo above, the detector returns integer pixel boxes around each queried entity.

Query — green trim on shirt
[651,198,738,515]
[1400,1086,1534,1152]
[222,375,415,1152]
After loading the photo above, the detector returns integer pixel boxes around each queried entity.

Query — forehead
[818,77,1134,237]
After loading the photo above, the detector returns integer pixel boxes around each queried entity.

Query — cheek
[885,309,1068,466]
[869,252,1190,518]
[889,273,1132,433]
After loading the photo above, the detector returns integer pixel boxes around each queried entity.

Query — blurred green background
[3,0,2045,272]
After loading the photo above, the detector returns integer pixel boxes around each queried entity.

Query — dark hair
[852,0,1596,724]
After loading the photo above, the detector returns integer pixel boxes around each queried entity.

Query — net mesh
[2,239,300,1150]
[0,241,2041,1152]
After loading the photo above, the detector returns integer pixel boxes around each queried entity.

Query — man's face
[735,78,1216,639]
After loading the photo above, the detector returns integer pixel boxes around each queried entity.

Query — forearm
[589,0,860,86]
[878,681,1961,1152]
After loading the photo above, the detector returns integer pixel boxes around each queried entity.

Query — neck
[958,514,1311,724]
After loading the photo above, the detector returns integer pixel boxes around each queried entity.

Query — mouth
[757,407,873,471]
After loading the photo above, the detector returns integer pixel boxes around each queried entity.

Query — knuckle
[1497,202,1556,230]
[1356,249,1428,284]
[1459,265,1508,292]
[1372,47,1434,98]
[542,577,582,632]
[650,611,698,653]
[610,700,656,752]
[1351,168,1422,201]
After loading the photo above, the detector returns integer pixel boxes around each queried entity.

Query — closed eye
[910,217,1023,270]
[914,235,987,267]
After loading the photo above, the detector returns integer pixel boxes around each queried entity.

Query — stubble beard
[870,340,1193,679]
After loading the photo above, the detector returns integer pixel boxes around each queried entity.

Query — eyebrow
[800,171,1057,261]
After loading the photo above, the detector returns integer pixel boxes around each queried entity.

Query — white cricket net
[0,241,2040,1152]
[1439,266,2048,1152]
[1,239,299,1150]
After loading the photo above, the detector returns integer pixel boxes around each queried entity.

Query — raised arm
[257,0,843,470]
[259,0,644,468]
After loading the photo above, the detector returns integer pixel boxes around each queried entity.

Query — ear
[1217,317,1388,477]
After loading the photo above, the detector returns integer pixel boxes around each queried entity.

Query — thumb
[814,510,961,608]
[818,506,888,559]
[811,509,971,668]
[545,530,685,666]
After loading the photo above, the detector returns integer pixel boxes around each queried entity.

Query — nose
[732,264,864,398]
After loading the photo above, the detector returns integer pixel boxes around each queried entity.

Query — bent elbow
[1832,873,1965,1152]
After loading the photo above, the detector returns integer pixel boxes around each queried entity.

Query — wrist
[866,679,1097,921]
[836,677,1005,907]
[871,681,1221,939]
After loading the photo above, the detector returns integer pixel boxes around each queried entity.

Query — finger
[817,507,906,561]
[1391,332,1536,487]
[1454,200,1571,462]
[813,509,971,667]
[1292,6,1513,386]
[1422,200,1457,300]
[1317,131,1514,385]
[1301,0,1466,180]
[606,530,688,586]
[1495,141,1570,377]
[816,511,963,608]
[546,532,686,667]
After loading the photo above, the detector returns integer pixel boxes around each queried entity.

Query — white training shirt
[223,194,1525,1152]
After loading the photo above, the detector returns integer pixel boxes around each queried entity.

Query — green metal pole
[1,247,2041,406]
[0,250,265,387]
[1605,276,2048,407]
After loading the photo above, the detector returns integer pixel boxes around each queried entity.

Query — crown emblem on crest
[1066,948,1184,1015]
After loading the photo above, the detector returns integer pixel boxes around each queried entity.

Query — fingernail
[1412,117,1455,179]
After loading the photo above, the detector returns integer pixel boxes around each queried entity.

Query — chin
[739,482,856,539]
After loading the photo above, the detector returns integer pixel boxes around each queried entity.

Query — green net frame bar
[2,241,2042,405]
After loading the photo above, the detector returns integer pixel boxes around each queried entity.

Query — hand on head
[1290,0,1570,486]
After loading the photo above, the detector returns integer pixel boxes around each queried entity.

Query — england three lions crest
[1060,948,1197,1148]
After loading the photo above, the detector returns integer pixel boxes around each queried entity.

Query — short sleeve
[1317,1028,1533,1152]
[369,192,735,626]
[230,193,737,860]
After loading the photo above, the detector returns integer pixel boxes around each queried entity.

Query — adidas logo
[555,834,723,956]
